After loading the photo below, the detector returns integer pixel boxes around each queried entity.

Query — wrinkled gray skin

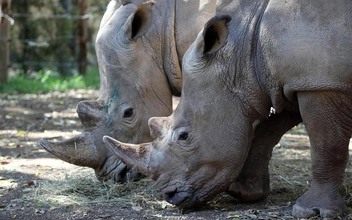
[38,0,216,183]
[103,0,352,218]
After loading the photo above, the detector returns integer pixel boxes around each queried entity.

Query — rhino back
[259,0,352,99]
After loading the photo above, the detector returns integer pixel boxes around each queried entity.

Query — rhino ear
[124,2,154,40]
[200,15,231,54]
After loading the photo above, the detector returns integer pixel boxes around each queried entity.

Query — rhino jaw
[38,132,102,168]
[103,135,153,178]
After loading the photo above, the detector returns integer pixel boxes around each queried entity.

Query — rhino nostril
[163,189,177,204]
[163,188,190,206]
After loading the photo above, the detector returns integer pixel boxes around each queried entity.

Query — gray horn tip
[38,139,50,150]
[103,135,118,146]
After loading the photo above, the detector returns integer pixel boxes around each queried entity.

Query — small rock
[246,214,257,219]
[35,209,45,214]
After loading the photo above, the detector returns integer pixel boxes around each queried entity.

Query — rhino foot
[226,174,270,202]
[95,155,145,183]
[292,189,346,218]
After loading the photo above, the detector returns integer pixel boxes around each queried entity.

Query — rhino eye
[178,132,189,141]
[123,108,134,118]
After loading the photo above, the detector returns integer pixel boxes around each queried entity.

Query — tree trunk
[78,0,87,75]
[0,0,11,83]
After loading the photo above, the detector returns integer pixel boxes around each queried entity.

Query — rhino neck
[161,0,217,96]
[160,0,182,96]
[240,0,288,116]
[220,0,273,118]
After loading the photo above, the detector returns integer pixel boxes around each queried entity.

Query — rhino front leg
[292,91,351,218]
[227,109,302,202]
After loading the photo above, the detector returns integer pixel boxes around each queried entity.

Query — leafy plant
[0,67,100,94]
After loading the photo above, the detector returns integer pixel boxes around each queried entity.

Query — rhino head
[39,0,179,182]
[103,16,258,207]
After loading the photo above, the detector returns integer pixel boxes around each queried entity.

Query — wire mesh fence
[1,0,109,81]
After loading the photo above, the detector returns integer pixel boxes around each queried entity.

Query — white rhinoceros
[103,0,352,218]
[38,0,216,182]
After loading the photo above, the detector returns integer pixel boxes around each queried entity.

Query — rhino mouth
[162,186,193,207]
[159,177,231,209]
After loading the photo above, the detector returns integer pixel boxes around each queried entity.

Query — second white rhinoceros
[103,0,352,218]
[38,0,216,182]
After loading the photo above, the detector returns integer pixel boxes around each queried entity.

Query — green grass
[0,68,100,94]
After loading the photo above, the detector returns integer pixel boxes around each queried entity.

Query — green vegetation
[0,68,100,94]
[10,0,107,76]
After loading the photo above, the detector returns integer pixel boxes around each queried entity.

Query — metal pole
[0,0,12,83]
[78,0,87,75]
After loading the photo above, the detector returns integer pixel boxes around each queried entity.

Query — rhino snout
[162,186,191,207]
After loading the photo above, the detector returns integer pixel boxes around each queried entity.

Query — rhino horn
[38,132,102,168]
[76,100,105,128]
[103,135,152,178]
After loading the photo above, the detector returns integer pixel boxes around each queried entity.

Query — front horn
[38,132,102,168]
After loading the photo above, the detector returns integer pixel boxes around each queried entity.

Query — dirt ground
[1,89,352,220]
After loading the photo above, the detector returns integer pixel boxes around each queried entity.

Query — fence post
[0,0,11,83]
[78,0,87,75]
